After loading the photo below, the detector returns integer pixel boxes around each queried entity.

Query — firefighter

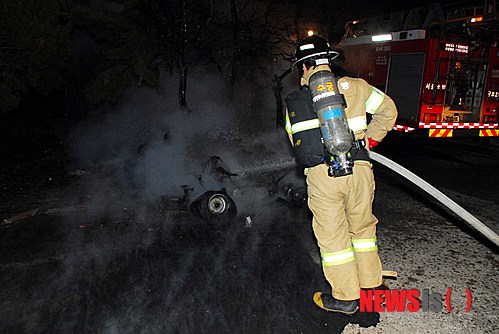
[284,35,398,314]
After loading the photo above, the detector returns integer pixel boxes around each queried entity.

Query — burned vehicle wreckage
[66,90,308,224]
[187,156,308,223]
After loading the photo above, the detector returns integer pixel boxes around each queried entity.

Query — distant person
[284,35,398,314]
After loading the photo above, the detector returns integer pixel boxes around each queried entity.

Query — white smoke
[68,61,299,212]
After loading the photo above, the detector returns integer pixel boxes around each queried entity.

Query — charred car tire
[189,189,237,223]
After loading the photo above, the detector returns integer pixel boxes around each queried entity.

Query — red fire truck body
[340,9,499,137]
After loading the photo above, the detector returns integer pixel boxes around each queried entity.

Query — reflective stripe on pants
[321,247,355,266]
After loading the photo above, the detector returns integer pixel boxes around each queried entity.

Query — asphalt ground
[1,172,497,333]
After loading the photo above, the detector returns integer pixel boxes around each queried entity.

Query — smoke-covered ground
[0,105,376,333]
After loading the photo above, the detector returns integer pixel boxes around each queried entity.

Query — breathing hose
[370,151,499,247]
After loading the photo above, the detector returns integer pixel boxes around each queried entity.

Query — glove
[367,138,379,149]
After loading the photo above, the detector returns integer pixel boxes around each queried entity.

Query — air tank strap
[350,140,371,162]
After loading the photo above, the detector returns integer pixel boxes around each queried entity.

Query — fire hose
[370,151,499,247]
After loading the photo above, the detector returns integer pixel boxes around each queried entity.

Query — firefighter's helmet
[292,35,339,70]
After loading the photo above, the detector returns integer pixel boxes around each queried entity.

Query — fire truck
[339,1,499,137]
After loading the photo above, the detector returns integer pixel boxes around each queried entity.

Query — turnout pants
[306,161,382,301]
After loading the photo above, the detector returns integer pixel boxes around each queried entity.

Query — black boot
[313,292,359,315]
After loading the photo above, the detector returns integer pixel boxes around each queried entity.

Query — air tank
[308,70,354,176]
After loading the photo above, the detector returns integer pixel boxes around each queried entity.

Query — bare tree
[70,0,216,110]
[205,0,297,101]
[129,0,216,111]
